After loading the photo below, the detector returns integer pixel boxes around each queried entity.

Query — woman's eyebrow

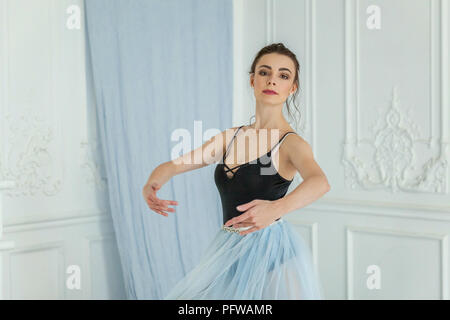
[258,65,292,74]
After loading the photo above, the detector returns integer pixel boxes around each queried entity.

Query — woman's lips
[263,90,278,95]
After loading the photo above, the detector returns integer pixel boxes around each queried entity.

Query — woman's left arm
[272,135,331,217]
[225,135,331,235]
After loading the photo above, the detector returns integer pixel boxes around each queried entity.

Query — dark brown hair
[248,43,301,130]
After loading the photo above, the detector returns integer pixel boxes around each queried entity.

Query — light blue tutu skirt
[163,218,324,300]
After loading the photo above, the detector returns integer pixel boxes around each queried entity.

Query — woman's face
[250,53,297,104]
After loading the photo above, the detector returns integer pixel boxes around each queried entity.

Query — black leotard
[214,125,297,225]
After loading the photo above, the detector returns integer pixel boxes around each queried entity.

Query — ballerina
[143,43,330,299]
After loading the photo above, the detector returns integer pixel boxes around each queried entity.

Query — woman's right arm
[142,127,237,216]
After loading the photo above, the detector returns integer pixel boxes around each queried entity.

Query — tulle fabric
[163,218,324,300]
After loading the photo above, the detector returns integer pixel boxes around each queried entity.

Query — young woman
[143,43,330,299]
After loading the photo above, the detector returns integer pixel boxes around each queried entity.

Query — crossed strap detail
[222,126,296,178]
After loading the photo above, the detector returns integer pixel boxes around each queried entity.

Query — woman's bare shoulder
[223,125,245,136]
[214,125,245,145]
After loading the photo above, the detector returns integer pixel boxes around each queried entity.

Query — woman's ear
[249,73,254,88]
[291,83,298,94]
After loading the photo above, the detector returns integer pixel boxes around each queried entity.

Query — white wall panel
[235,0,450,299]
[0,0,125,299]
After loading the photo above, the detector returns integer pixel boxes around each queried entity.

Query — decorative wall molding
[0,109,62,197]
[342,0,449,193]
[82,232,117,299]
[8,241,66,299]
[0,1,17,294]
[3,212,111,233]
[0,180,16,252]
[346,225,449,299]
[304,0,315,151]
[0,0,121,299]
[0,0,65,198]
[343,86,448,192]
[80,138,107,190]
[265,0,275,44]
[304,200,450,222]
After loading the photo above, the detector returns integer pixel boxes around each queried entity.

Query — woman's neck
[248,121,291,131]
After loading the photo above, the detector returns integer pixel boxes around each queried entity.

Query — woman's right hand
[142,182,178,217]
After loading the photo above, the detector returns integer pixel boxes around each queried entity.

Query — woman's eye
[259,70,289,80]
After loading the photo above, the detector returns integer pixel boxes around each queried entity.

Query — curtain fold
[84,0,233,299]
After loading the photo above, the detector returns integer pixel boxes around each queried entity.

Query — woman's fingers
[149,200,176,212]
[147,200,176,215]
[147,200,167,211]
[153,198,178,206]
[145,185,178,207]
[231,222,252,228]
[149,205,169,216]
[160,201,178,209]
[155,205,175,213]
[147,192,160,203]
[148,196,166,208]
[149,197,178,209]
[143,186,178,215]
[154,209,168,217]
[148,192,178,206]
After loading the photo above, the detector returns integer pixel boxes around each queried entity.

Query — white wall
[2,0,449,301]
[0,0,125,299]
[234,0,450,299]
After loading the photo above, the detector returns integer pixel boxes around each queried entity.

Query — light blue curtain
[84,0,233,299]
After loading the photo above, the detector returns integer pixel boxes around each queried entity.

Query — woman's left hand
[223,199,283,236]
